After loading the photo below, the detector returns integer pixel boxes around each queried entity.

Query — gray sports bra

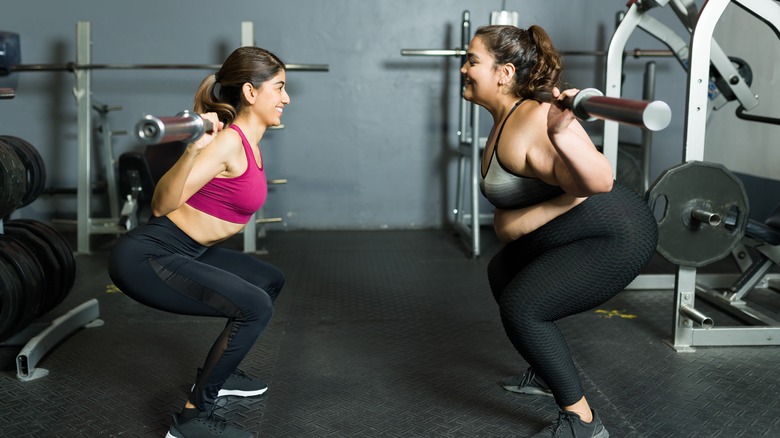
[480,100,564,210]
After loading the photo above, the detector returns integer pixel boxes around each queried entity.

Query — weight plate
[4,223,62,315]
[0,235,44,336]
[0,141,27,217]
[9,219,76,309]
[0,136,46,207]
[646,160,749,267]
[0,254,24,342]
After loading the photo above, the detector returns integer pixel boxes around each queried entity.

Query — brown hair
[474,25,562,99]
[193,46,285,125]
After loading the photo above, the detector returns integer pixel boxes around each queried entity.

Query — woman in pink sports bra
[109,46,289,438]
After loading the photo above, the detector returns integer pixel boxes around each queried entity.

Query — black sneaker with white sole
[165,399,254,438]
[192,368,268,398]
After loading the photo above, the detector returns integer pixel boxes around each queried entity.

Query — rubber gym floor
[1,228,778,437]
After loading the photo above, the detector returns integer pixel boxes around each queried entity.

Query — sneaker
[192,368,268,398]
[501,367,553,397]
[165,399,254,438]
[531,409,609,438]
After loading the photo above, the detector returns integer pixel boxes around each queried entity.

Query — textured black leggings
[108,216,283,411]
[487,183,657,407]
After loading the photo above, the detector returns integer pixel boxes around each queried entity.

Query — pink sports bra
[185,124,267,224]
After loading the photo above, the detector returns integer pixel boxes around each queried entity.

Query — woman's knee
[266,266,285,301]
[241,291,275,326]
[498,290,540,331]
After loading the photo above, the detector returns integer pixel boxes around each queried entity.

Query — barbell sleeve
[135,110,213,145]
[690,208,722,227]
[680,304,714,329]
[536,88,672,131]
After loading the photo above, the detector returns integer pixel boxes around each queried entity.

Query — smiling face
[460,36,502,105]
[253,70,290,127]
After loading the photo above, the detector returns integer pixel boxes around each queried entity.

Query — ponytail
[193,74,237,125]
[521,25,562,99]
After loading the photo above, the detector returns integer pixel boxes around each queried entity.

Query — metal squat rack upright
[402,10,516,258]
[608,0,780,350]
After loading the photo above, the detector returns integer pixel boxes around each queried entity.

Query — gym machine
[1,22,328,254]
[402,10,483,257]
[607,0,780,350]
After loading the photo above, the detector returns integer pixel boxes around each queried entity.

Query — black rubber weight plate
[3,223,62,316]
[0,235,44,339]
[0,252,24,342]
[0,136,46,207]
[9,219,76,309]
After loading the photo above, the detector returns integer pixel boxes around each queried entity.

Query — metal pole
[241,21,258,254]
[641,61,656,193]
[399,49,672,59]
[10,62,328,72]
[604,3,643,177]
[458,11,471,145]
[470,102,480,258]
[670,265,698,352]
[684,0,729,162]
[75,21,91,254]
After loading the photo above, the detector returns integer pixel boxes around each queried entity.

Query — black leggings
[108,216,283,411]
[487,183,657,407]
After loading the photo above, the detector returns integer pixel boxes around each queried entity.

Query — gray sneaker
[531,409,609,438]
[165,399,254,438]
[501,367,553,397]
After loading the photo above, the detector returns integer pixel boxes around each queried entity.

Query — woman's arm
[546,88,614,197]
[151,113,226,217]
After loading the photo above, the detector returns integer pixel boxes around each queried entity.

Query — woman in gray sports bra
[461,24,658,438]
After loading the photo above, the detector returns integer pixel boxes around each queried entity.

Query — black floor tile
[1,229,778,437]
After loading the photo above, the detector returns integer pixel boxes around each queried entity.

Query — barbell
[535,88,672,131]
[135,111,214,145]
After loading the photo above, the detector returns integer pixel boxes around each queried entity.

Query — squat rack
[9,21,328,254]
[608,0,780,350]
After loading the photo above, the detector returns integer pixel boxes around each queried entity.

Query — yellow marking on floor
[105,284,121,294]
[595,309,637,319]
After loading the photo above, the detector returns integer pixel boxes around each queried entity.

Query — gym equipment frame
[607,0,780,351]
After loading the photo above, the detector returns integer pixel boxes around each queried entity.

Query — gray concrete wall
[4,0,755,230]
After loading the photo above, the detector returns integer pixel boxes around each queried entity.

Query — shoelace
[550,411,574,438]
[201,397,230,433]
[231,368,251,381]
[518,368,536,388]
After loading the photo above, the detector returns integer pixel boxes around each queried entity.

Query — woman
[109,46,289,438]
[461,25,657,437]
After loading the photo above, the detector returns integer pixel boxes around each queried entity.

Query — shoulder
[214,127,244,154]
[498,101,551,172]
[194,125,244,168]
